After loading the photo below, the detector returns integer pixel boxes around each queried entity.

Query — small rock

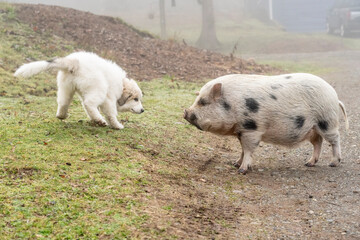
[232,190,243,194]
[309,210,314,215]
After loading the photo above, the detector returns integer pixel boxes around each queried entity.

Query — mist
[3,0,344,55]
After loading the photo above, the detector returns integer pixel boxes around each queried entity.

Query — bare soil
[13,4,360,239]
[15,4,276,82]
[141,51,360,239]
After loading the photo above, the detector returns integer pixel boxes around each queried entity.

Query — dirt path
[202,51,360,239]
[139,51,360,239]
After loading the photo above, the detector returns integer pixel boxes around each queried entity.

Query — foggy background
[2,0,349,55]
[4,0,336,32]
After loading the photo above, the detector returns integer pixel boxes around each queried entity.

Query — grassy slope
[0,3,205,238]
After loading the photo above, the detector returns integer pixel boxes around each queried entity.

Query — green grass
[0,78,202,239]
[257,60,334,76]
[0,5,203,238]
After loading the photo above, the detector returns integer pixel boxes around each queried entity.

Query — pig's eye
[134,98,139,102]
[198,98,209,106]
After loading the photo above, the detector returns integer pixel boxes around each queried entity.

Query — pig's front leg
[234,133,244,168]
[238,132,262,175]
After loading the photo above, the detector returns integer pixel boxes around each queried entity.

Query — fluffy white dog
[14,52,144,129]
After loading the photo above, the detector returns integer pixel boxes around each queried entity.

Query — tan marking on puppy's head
[117,78,144,114]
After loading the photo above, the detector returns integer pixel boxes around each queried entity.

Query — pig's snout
[184,109,196,122]
[184,109,202,131]
[183,109,189,120]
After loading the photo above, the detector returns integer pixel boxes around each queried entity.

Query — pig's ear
[210,83,222,100]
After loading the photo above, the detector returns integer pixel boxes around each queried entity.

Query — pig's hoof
[329,158,341,167]
[305,162,315,167]
[238,169,248,175]
[233,162,241,168]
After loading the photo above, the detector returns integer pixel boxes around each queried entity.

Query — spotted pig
[184,73,349,174]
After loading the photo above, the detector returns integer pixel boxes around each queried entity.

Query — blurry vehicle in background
[327,0,360,37]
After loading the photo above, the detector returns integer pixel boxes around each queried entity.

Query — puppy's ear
[118,93,132,106]
[117,96,126,106]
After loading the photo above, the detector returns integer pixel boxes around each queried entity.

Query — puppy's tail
[339,100,349,131]
[14,58,79,78]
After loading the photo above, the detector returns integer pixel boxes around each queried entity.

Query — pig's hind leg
[238,132,262,175]
[323,129,342,167]
[316,119,342,167]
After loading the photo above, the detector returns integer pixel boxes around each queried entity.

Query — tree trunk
[196,0,220,50]
[159,0,166,39]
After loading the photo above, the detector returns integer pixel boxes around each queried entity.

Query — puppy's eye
[198,98,208,106]
[134,98,139,102]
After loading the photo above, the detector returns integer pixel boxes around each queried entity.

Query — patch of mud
[5,167,39,179]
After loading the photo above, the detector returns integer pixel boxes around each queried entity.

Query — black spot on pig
[269,94,277,100]
[245,98,259,113]
[221,100,231,111]
[243,119,257,130]
[294,116,305,129]
[318,120,329,131]
[243,112,249,117]
[285,76,292,79]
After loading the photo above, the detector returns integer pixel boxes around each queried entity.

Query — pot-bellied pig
[184,73,349,174]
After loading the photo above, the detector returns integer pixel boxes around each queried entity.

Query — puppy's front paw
[92,120,107,127]
[56,113,68,120]
[111,123,124,130]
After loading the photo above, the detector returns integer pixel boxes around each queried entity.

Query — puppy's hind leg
[56,78,75,120]
[100,99,124,130]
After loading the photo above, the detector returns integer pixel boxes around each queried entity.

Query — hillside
[14,4,276,81]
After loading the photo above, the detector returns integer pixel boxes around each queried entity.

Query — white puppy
[14,52,144,129]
